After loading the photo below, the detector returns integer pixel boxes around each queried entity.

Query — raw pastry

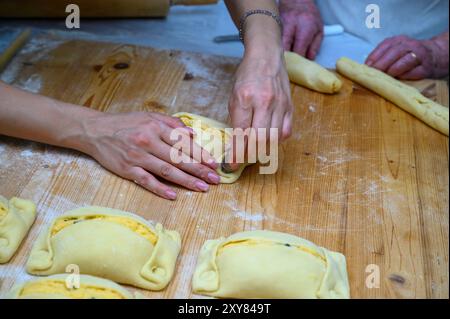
[0,195,36,263]
[192,230,350,299]
[5,274,136,299]
[26,206,181,291]
[284,51,342,94]
[336,57,449,136]
[173,112,248,183]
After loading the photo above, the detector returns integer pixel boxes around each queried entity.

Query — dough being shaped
[5,274,137,299]
[26,206,181,291]
[285,51,342,94]
[173,112,248,183]
[0,195,36,263]
[192,230,350,299]
[336,57,449,136]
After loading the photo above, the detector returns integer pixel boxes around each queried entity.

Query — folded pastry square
[0,195,36,263]
[172,112,248,183]
[5,274,136,299]
[192,230,350,299]
[26,206,181,290]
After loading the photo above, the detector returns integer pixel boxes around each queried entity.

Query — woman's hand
[365,33,449,80]
[229,50,293,144]
[279,0,324,59]
[79,111,221,200]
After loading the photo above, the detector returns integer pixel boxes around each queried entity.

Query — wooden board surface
[0,34,448,299]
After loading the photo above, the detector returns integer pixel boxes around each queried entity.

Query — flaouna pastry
[5,274,137,299]
[26,206,181,290]
[192,230,350,299]
[0,195,36,264]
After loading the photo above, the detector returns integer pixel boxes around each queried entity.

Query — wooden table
[0,34,448,298]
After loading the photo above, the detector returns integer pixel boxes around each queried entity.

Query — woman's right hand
[78,111,221,200]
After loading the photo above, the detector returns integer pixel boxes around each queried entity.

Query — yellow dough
[336,57,449,136]
[26,206,181,291]
[192,230,350,299]
[173,112,248,183]
[0,195,36,263]
[5,274,136,299]
[284,51,342,94]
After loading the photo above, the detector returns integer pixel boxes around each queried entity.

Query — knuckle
[159,164,172,177]
[131,133,149,147]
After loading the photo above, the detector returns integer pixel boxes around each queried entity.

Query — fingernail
[165,190,177,200]
[208,172,221,184]
[195,181,209,192]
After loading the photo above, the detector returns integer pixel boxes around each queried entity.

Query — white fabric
[316,0,449,46]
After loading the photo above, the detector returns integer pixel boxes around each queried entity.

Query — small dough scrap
[192,230,350,299]
[0,195,36,263]
[26,206,181,291]
[173,112,249,183]
[5,274,136,299]
[336,57,449,136]
[285,51,342,94]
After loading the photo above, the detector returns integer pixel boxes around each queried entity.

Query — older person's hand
[365,33,449,80]
[279,0,323,59]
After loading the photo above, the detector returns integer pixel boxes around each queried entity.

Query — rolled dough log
[336,57,449,136]
[284,51,342,94]
[173,112,249,184]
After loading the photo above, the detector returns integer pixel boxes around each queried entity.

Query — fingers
[293,22,316,57]
[127,166,177,200]
[397,65,428,80]
[366,37,397,65]
[160,125,218,170]
[150,113,193,136]
[151,137,221,185]
[306,31,323,60]
[281,110,293,140]
[140,153,211,193]
[386,52,421,77]
[370,44,411,72]
[282,17,296,51]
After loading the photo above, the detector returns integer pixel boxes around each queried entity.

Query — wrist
[243,16,283,58]
[57,102,100,154]
[423,37,449,78]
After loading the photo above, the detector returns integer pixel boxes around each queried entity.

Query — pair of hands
[83,51,293,200]
[279,0,444,80]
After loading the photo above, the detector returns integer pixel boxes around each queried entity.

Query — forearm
[225,0,283,69]
[0,81,98,152]
[425,31,449,78]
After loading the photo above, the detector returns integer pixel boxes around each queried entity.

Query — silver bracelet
[238,9,283,43]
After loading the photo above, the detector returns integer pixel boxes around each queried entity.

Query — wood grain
[0,35,448,298]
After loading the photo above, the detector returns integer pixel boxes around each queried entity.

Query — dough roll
[284,51,342,94]
[336,57,449,136]
[173,112,249,183]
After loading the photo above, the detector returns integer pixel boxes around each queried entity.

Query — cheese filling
[51,215,158,245]
[19,280,126,299]
[219,239,327,263]
[178,115,229,144]
[0,203,7,218]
